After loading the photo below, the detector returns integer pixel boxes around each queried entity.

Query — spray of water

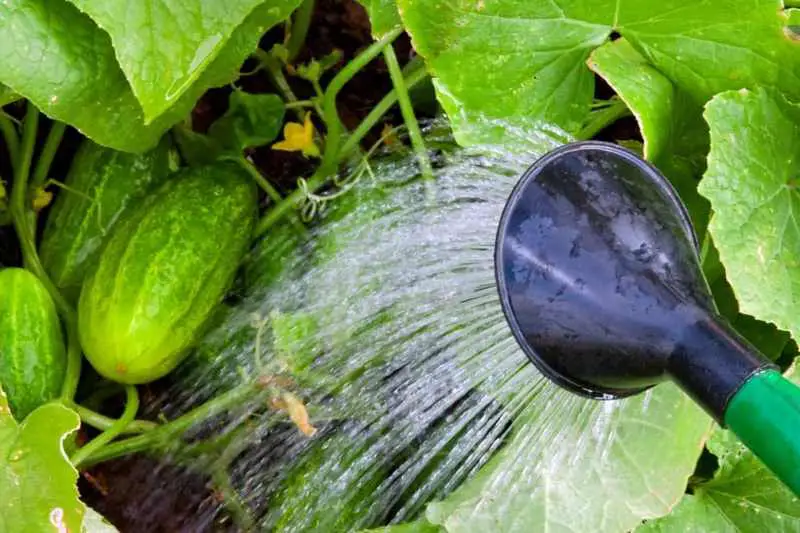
[132,124,710,532]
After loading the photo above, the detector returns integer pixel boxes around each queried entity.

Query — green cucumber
[0,268,66,419]
[77,162,256,384]
[39,138,171,302]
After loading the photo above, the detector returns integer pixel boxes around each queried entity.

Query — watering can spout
[494,141,800,495]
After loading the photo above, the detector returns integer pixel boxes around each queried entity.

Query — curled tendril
[296,124,406,222]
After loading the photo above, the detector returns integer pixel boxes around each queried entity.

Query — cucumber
[77,162,256,384]
[39,138,171,302]
[0,268,66,419]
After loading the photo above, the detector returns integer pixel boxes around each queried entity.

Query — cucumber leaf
[700,88,800,341]
[357,0,402,37]
[399,0,800,144]
[424,384,711,533]
[0,389,84,532]
[362,519,443,532]
[83,507,119,532]
[0,0,291,152]
[208,91,285,153]
[587,37,710,235]
[64,0,299,123]
[0,84,20,107]
[637,364,800,532]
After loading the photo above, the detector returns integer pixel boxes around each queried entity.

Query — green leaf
[424,384,711,533]
[700,88,800,341]
[588,38,710,235]
[637,364,800,532]
[0,390,84,532]
[357,0,402,37]
[399,0,800,144]
[0,84,20,107]
[361,519,444,533]
[83,507,119,532]
[65,0,298,123]
[208,91,285,153]
[0,0,295,152]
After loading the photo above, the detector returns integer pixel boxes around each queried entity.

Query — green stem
[257,50,306,121]
[71,385,140,468]
[73,403,158,434]
[30,121,66,190]
[9,107,82,403]
[79,382,264,468]
[286,0,315,63]
[232,156,306,233]
[255,58,427,238]
[0,113,19,172]
[339,63,427,158]
[316,27,403,180]
[382,44,434,192]
[576,98,631,140]
[285,100,316,109]
[234,156,283,204]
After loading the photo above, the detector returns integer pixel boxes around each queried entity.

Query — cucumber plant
[0,0,798,531]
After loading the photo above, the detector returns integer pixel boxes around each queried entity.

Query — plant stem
[30,121,66,190]
[211,466,255,531]
[73,402,158,434]
[315,27,403,181]
[576,98,631,140]
[0,113,19,172]
[255,59,427,238]
[8,106,83,403]
[79,382,264,468]
[235,156,283,204]
[286,0,315,63]
[382,44,434,194]
[71,385,140,468]
[339,65,428,158]
[232,156,306,233]
[257,50,307,121]
[285,100,315,109]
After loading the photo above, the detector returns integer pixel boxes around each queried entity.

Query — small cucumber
[78,162,256,384]
[0,268,66,419]
[39,138,171,302]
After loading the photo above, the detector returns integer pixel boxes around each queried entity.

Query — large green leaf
[0,390,84,531]
[357,0,402,37]
[700,88,800,341]
[0,0,293,152]
[638,364,800,532]
[65,0,298,123]
[424,384,711,533]
[399,0,800,144]
[587,38,710,234]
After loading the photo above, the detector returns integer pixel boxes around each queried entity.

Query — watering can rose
[77,162,256,384]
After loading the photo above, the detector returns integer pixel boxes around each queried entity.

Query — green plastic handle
[724,369,800,495]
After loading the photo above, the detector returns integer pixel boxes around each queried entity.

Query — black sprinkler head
[495,141,772,420]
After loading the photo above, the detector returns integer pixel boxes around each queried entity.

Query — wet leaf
[399,0,800,144]
[65,0,301,123]
[588,38,710,235]
[637,363,800,532]
[700,88,800,341]
[0,0,294,152]
[425,384,711,532]
[357,0,402,37]
[0,388,84,531]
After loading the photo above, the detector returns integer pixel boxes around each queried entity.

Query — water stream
[128,125,710,532]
